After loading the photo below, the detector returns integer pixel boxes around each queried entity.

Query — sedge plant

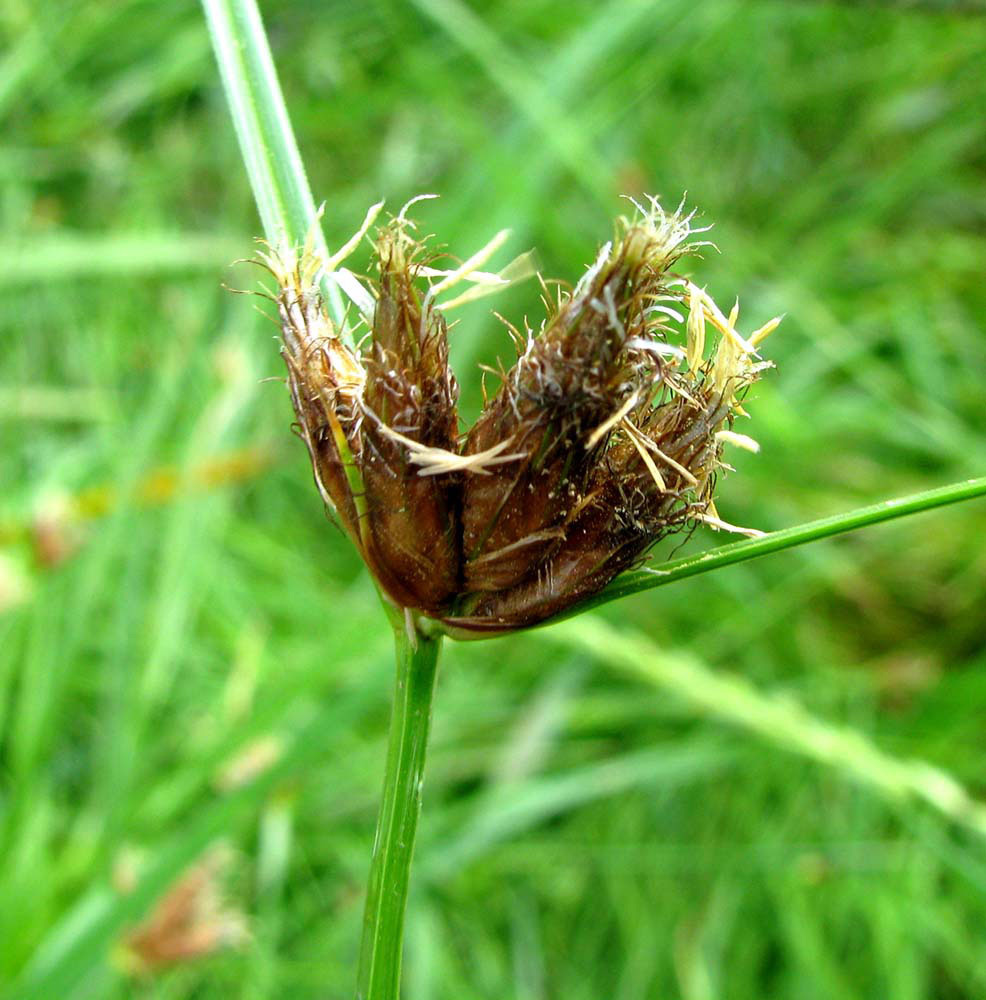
[202,2,986,997]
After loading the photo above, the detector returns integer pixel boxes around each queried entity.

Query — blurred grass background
[2,0,986,996]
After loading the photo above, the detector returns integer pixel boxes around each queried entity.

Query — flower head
[262,197,780,635]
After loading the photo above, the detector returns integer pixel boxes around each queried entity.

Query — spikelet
[358,216,461,610]
[445,199,779,634]
[459,197,709,594]
[261,236,365,550]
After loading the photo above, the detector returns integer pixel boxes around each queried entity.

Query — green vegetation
[2,1,986,997]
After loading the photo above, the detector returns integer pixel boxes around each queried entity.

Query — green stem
[201,0,346,326]
[201,9,442,994]
[356,622,442,1000]
[566,475,986,619]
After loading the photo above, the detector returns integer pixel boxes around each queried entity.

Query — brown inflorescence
[262,197,779,636]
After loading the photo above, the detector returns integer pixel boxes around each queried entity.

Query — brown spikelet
[445,198,778,633]
[270,247,365,548]
[459,200,707,594]
[447,391,729,633]
[359,220,461,611]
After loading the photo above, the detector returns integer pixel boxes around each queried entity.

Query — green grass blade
[410,0,611,197]
[0,233,243,284]
[547,615,986,839]
[5,691,375,1000]
[576,475,986,616]
[419,741,733,882]
[200,0,346,325]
